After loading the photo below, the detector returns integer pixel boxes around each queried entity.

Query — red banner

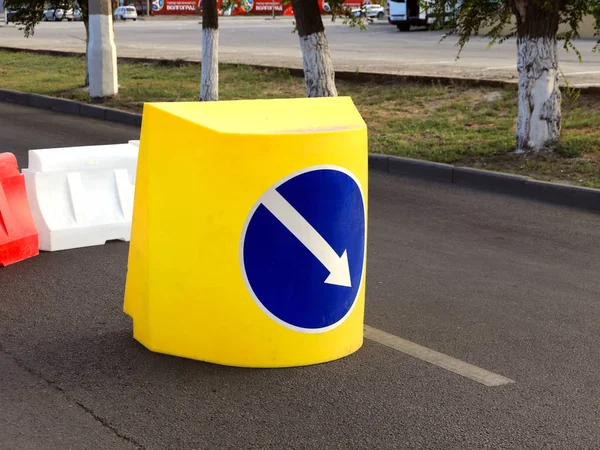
[151,0,361,15]
[252,0,285,13]
[151,0,200,14]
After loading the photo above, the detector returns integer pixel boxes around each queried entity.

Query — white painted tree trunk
[515,36,561,153]
[87,14,118,98]
[200,28,219,102]
[84,19,90,87]
[299,31,337,98]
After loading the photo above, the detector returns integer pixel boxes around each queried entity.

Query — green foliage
[560,67,582,105]
[327,0,368,29]
[5,0,46,36]
[553,141,584,158]
[220,0,238,13]
[287,0,367,34]
[326,0,368,29]
[6,0,87,37]
[427,0,600,57]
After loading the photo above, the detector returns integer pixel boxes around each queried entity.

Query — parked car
[114,5,138,21]
[5,9,20,22]
[64,8,83,20]
[352,4,385,20]
[42,8,65,21]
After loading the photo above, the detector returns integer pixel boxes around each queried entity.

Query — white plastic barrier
[22,142,139,252]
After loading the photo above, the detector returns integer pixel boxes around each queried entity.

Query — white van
[114,5,138,21]
[386,0,452,31]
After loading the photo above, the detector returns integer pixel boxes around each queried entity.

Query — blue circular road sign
[240,166,366,333]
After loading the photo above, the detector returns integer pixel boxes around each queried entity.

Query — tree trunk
[291,0,337,97]
[88,0,118,98]
[200,0,218,101]
[513,0,561,153]
[84,17,90,87]
[516,37,561,153]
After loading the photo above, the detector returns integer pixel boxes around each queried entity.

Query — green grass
[2,49,600,188]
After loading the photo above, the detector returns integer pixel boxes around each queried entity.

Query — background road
[1,103,600,449]
[2,18,600,86]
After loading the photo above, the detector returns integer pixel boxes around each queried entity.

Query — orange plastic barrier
[0,153,38,266]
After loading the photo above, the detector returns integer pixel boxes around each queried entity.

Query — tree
[7,0,117,98]
[4,0,46,36]
[196,0,362,101]
[429,0,600,153]
[5,0,92,86]
[200,0,219,101]
[78,1,91,86]
[289,0,364,97]
[290,0,338,97]
[87,0,118,98]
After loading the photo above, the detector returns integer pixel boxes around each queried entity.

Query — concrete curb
[1,46,510,89]
[6,45,600,94]
[0,89,142,126]
[1,88,599,213]
[373,155,600,212]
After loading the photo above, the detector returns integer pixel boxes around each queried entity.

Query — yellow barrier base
[124,97,368,367]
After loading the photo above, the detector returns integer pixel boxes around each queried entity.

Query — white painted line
[560,71,600,76]
[568,83,600,88]
[481,66,516,71]
[396,60,457,66]
[364,325,515,387]
[421,60,457,65]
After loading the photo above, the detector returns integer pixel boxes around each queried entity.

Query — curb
[6,45,600,94]
[0,89,142,126]
[1,88,599,213]
[373,155,600,212]
[1,46,511,90]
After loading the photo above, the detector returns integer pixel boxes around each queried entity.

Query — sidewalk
[2,18,600,87]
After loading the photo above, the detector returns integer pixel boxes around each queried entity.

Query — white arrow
[261,189,352,288]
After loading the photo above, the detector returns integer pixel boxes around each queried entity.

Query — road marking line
[393,60,457,66]
[364,325,515,387]
[568,83,600,87]
[560,71,600,76]
[481,65,516,71]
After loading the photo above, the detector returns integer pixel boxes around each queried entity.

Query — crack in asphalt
[0,343,145,450]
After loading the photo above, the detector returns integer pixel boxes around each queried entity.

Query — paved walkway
[2,18,600,86]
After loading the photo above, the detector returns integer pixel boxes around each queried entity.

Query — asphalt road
[2,102,600,449]
[2,17,600,86]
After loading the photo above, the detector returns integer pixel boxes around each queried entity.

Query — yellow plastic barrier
[124,97,368,367]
